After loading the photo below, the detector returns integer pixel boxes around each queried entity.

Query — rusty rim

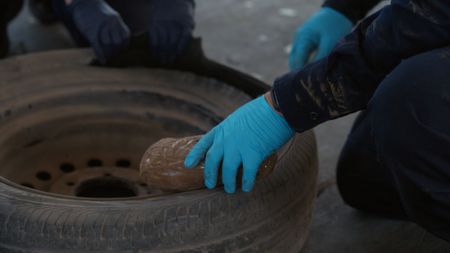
[0,50,251,199]
[0,93,213,199]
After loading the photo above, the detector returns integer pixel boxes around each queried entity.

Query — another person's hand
[289,7,352,70]
[184,94,294,193]
[148,0,195,65]
[68,0,130,64]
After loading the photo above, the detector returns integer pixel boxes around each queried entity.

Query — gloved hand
[68,0,130,64]
[148,0,195,65]
[184,95,295,193]
[289,7,352,70]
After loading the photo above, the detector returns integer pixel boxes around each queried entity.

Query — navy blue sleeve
[323,0,381,23]
[273,0,450,132]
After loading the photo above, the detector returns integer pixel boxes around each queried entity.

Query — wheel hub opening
[76,176,137,198]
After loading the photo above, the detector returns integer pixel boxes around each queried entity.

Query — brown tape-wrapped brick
[139,135,277,191]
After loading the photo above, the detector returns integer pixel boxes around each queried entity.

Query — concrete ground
[5,0,450,252]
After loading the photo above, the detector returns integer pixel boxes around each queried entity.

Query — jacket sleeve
[273,0,450,132]
[323,0,381,23]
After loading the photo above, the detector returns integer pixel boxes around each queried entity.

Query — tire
[0,49,318,253]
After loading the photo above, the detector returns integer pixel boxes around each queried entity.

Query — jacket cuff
[272,69,326,133]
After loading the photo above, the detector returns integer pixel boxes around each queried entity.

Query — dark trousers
[337,46,450,241]
[0,0,23,58]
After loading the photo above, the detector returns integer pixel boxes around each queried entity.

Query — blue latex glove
[148,0,195,65]
[184,95,295,193]
[68,0,130,64]
[289,7,352,70]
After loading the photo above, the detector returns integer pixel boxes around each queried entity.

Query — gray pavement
[5,0,450,252]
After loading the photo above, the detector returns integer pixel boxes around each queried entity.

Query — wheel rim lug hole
[36,171,51,181]
[60,163,75,173]
[116,159,131,168]
[87,159,103,167]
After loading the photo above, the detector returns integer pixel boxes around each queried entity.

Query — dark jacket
[272,0,450,132]
[323,0,380,24]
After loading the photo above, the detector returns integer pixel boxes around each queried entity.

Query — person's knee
[369,48,450,162]
[337,161,369,212]
[336,112,382,211]
[370,49,447,108]
[337,136,367,205]
[337,139,389,212]
[368,48,450,229]
[336,140,364,209]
